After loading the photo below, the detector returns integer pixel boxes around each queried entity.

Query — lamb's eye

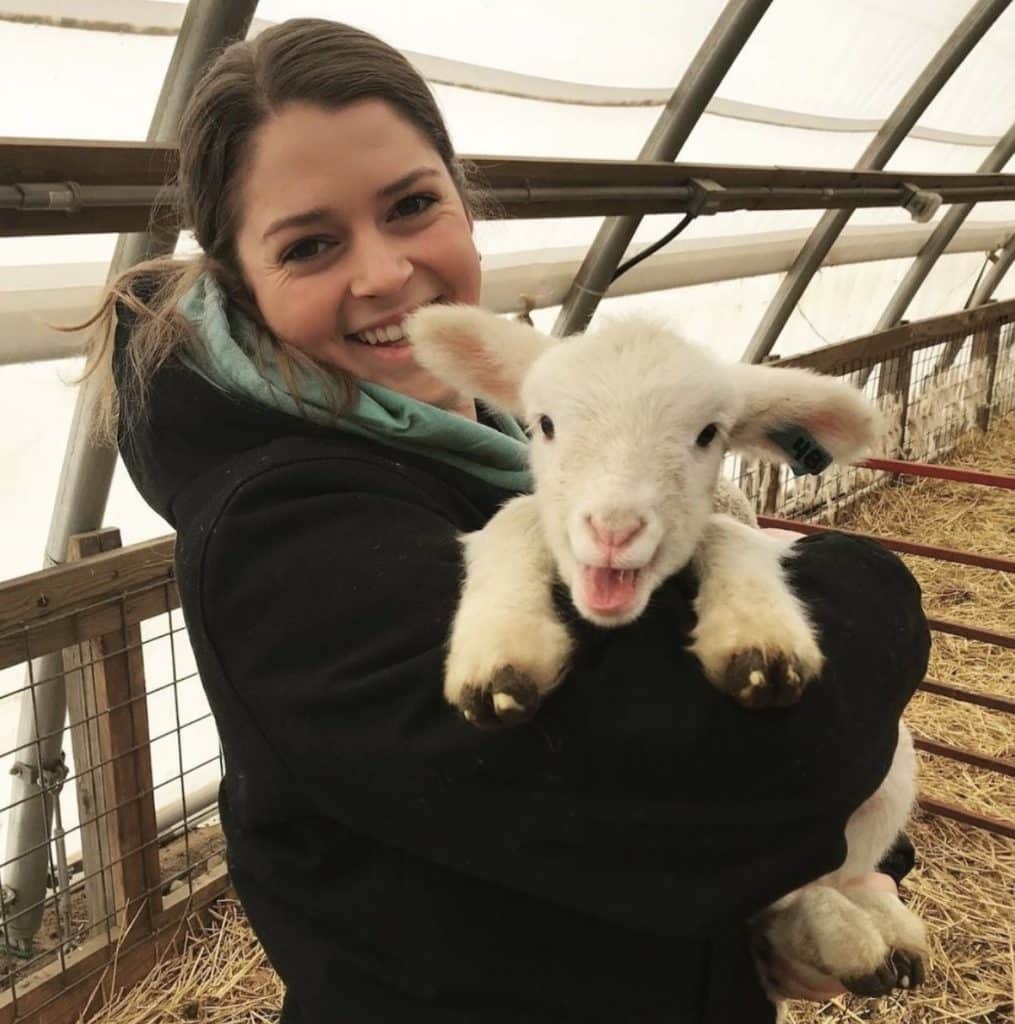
[538,415,555,440]
[696,423,718,448]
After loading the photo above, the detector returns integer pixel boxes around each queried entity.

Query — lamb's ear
[726,363,882,469]
[405,304,556,415]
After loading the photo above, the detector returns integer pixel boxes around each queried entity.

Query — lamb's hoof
[843,955,899,997]
[723,649,811,710]
[458,668,542,730]
[843,948,924,996]
[890,948,925,990]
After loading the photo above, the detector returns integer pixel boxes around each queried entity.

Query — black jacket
[116,330,929,1024]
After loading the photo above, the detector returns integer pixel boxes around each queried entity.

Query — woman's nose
[348,232,413,298]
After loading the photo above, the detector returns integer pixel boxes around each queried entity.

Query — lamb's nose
[586,513,646,552]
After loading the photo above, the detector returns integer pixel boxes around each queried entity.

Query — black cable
[963,249,993,310]
[610,212,697,284]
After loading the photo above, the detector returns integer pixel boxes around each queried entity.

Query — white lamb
[406,303,928,1002]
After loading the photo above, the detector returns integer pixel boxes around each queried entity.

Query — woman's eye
[538,415,555,440]
[390,193,437,220]
[696,423,718,448]
[281,238,330,264]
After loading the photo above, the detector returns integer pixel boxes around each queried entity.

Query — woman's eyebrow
[378,167,441,198]
[260,168,442,243]
[262,208,330,243]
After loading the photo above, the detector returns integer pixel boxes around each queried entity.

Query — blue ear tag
[766,426,833,477]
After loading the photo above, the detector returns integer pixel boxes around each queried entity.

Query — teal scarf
[177,274,533,492]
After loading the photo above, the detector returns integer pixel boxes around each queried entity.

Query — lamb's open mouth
[581,565,644,615]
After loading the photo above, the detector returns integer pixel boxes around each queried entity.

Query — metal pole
[742,0,1012,364]
[552,0,772,337]
[875,121,1015,332]
[934,232,1015,372]
[1,0,258,953]
[969,232,1015,306]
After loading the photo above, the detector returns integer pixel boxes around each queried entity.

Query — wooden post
[67,529,163,940]
[971,320,1001,432]
[760,461,783,516]
[877,345,914,458]
[62,530,118,938]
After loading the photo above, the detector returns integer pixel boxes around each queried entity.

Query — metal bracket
[9,182,82,213]
[10,751,69,794]
[686,178,725,216]
[899,181,942,223]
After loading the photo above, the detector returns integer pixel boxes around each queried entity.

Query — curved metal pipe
[552,0,772,337]
[875,120,1015,333]
[742,0,1012,364]
[935,230,1015,371]
[970,232,1015,306]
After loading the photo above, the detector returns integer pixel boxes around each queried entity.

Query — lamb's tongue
[584,566,636,613]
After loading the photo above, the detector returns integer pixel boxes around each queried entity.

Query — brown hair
[81,18,482,440]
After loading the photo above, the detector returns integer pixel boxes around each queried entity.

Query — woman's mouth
[345,320,416,365]
[347,322,410,347]
[346,298,445,349]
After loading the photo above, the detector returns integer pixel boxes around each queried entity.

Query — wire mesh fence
[725,300,1015,523]
[0,530,226,1024]
[725,299,1015,843]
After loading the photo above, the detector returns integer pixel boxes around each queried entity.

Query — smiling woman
[234,100,481,413]
[71,16,931,1024]
[77,17,487,437]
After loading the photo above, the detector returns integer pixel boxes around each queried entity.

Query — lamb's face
[408,303,878,631]
[520,323,739,627]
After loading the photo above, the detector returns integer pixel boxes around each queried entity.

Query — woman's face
[234,99,482,414]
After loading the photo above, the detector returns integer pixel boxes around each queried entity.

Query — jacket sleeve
[197,455,929,941]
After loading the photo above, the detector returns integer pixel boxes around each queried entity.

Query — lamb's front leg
[690,514,823,709]
[445,495,573,729]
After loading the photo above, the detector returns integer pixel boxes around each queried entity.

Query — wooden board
[776,298,1015,373]
[62,530,120,939]
[0,536,176,671]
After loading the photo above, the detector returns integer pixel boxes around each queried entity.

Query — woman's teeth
[356,324,406,346]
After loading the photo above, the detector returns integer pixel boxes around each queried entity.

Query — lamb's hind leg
[757,727,928,996]
[444,495,573,729]
[829,725,927,990]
